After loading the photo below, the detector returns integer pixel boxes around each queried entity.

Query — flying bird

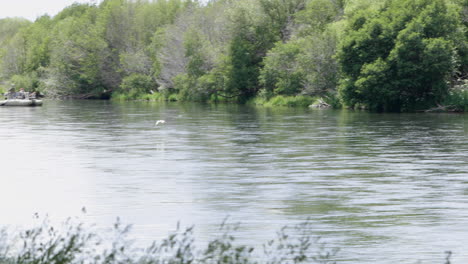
[155,120,166,126]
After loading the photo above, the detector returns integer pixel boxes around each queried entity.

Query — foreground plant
[0,215,455,264]
[0,216,338,264]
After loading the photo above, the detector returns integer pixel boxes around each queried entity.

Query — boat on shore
[0,99,43,106]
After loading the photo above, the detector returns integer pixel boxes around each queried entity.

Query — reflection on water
[1,100,468,263]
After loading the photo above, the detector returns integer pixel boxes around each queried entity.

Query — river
[1,100,468,263]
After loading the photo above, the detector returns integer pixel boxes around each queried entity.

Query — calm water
[1,100,468,263]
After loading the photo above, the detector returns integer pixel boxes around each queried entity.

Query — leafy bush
[111,91,177,102]
[323,93,342,109]
[120,74,156,99]
[139,92,164,101]
[167,93,179,102]
[338,0,464,111]
[252,95,317,108]
[110,92,129,101]
[173,73,213,102]
[442,88,468,111]
[10,73,40,91]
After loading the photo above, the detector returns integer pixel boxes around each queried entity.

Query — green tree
[0,19,31,79]
[259,0,341,99]
[175,28,212,101]
[227,35,258,101]
[295,0,342,35]
[223,2,280,102]
[338,0,463,111]
[259,0,306,41]
[260,41,304,96]
[45,6,108,97]
[299,29,339,96]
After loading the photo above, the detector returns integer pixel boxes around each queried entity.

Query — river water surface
[1,100,468,263]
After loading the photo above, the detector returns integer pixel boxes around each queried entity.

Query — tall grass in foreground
[0,216,338,264]
[0,216,453,264]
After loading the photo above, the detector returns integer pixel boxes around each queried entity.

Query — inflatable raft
[0,99,43,106]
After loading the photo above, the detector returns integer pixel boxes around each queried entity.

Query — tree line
[0,0,466,111]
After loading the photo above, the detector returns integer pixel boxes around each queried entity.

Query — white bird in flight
[155,120,166,126]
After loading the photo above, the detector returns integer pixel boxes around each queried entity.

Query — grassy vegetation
[0,217,340,264]
[111,92,179,102]
[250,95,317,108]
[0,213,458,264]
[250,94,342,108]
[442,81,468,112]
[443,89,468,112]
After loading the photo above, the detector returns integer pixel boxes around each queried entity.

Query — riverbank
[109,89,468,113]
[110,92,342,109]
[5,86,468,113]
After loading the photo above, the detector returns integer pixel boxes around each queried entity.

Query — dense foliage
[338,0,466,111]
[0,0,466,111]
